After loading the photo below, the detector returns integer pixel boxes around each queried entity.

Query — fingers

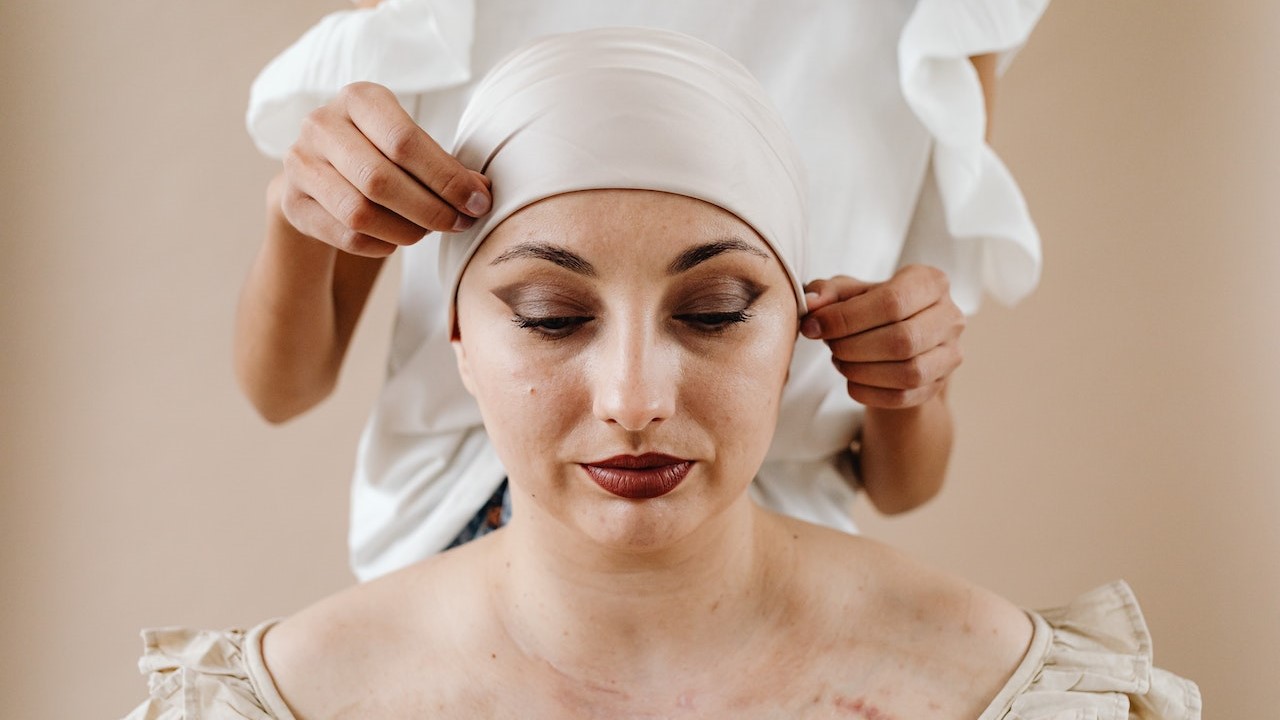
[833,343,962,390]
[826,299,964,363]
[342,83,491,219]
[279,82,494,254]
[804,266,964,410]
[845,378,948,410]
[801,265,948,340]
[279,184,399,258]
[283,140,431,252]
[318,115,479,235]
[802,275,873,315]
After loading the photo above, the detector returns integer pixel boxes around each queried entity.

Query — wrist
[860,381,951,451]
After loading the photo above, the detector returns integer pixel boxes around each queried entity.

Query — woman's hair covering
[440,26,809,329]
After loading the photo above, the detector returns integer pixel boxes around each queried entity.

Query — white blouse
[247,0,1048,581]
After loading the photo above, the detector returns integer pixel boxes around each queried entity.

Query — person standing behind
[235,0,1048,581]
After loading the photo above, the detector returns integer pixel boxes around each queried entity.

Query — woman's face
[453,189,798,550]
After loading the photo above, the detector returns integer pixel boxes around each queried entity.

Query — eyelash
[511,310,753,339]
[676,309,753,333]
[512,314,592,337]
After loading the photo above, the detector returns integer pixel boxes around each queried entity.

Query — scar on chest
[833,694,895,720]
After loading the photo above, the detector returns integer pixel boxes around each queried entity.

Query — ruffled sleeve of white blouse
[246,0,476,159]
[983,581,1202,720]
[120,622,295,720]
[898,0,1050,313]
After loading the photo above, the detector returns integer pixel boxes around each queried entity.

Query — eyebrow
[667,237,770,274]
[489,243,597,276]
[487,236,770,276]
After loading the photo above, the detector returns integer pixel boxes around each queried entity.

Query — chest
[344,641,990,720]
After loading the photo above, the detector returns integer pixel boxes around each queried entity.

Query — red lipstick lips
[581,453,693,500]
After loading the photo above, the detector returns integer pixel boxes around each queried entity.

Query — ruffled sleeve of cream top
[246,0,475,159]
[982,581,1202,720]
[120,621,294,720]
[898,0,1050,312]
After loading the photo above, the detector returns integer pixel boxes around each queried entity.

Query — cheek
[685,317,796,437]
[461,325,587,447]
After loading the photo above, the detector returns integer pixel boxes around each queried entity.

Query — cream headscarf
[438,27,809,329]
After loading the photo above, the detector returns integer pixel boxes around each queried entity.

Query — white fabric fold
[246,0,476,159]
[898,0,1050,309]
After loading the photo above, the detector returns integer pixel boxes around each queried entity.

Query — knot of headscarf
[440,26,809,328]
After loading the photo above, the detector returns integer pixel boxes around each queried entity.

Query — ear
[452,337,477,397]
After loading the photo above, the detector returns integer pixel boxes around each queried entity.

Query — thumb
[803,275,873,314]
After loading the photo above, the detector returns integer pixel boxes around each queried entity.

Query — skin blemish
[833,695,895,720]
[833,695,862,714]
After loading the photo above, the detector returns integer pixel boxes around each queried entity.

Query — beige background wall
[1,1,1274,716]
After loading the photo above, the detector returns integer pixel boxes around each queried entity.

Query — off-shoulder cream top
[122,582,1200,719]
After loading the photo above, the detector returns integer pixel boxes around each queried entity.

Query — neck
[487,495,796,684]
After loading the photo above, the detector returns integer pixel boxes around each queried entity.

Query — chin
[565,494,692,550]
[573,485,756,556]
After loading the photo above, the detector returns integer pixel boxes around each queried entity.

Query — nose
[590,320,677,432]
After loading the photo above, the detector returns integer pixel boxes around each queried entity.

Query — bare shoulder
[861,536,1028,652]
[261,545,482,717]
[782,514,1029,639]
[777,514,1033,712]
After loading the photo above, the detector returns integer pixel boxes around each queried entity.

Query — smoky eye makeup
[676,277,766,313]
[492,281,594,314]
[672,276,768,332]
[491,281,597,338]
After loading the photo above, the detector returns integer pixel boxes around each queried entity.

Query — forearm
[234,175,383,422]
[853,54,991,504]
[856,57,991,507]
[857,381,954,514]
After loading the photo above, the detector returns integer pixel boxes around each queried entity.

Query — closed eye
[512,314,593,338]
[675,309,753,332]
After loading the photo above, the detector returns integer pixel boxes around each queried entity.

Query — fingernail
[804,291,820,306]
[465,191,491,216]
[452,214,475,232]
[801,318,820,338]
